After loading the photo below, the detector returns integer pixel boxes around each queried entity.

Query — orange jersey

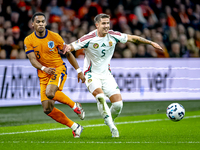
[24,29,65,68]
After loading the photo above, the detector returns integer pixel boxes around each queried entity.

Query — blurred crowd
[0,0,200,59]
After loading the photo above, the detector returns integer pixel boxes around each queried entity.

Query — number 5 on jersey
[101,49,105,57]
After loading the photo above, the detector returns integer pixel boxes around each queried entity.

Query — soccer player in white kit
[63,14,163,137]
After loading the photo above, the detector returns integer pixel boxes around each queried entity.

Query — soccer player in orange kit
[24,12,85,138]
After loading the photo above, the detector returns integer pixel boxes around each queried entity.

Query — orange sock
[47,107,74,128]
[53,91,75,108]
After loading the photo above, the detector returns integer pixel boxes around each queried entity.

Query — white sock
[72,103,77,110]
[96,94,116,131]
[71,122,78,130]
[110,101,123,121]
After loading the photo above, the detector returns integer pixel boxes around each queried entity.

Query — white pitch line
[0,115,200,136]
[0,141,200,144]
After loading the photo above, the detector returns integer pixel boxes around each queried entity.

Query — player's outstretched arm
[27,52,55,75]
[62,44,75,55]
[65,52,86,83]
[127,34,163,52]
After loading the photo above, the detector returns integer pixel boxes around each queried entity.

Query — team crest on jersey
[48,41,54,49]
[88,79,92,83]
[93,43,99,49]
[109,41,113,47]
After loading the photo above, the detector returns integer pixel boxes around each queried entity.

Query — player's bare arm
[127,35,163,52]
[62,44,75,54]
[65,52,86,83]
[27,52,55,75]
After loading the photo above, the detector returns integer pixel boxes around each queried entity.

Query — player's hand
[62,44,72,55]
[78,72,86,83]
[44,67,56,75]
[151,42,163,53]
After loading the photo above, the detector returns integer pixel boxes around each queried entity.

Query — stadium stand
[0,0,199,59]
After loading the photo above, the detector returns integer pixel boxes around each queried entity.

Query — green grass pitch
[0,100,200,150]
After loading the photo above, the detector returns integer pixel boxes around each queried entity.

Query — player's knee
[43,107,53,115]
[46,91,55,100]
[112,101,123,112]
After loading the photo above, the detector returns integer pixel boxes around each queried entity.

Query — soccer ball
[166,103,185,122]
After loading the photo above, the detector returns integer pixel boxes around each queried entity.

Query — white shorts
[85,73,120,98]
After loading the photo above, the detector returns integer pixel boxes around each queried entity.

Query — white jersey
[72,29,128,78]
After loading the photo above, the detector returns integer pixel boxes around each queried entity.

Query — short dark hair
[94,13,110,24]
[32,12,46,22]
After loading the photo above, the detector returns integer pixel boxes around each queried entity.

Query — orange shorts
[39,64,67,101]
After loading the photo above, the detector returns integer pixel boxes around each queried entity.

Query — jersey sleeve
[108,30,128,44]
[24,37,34,54]
[71,34,93,51]
[55,33,65,50]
